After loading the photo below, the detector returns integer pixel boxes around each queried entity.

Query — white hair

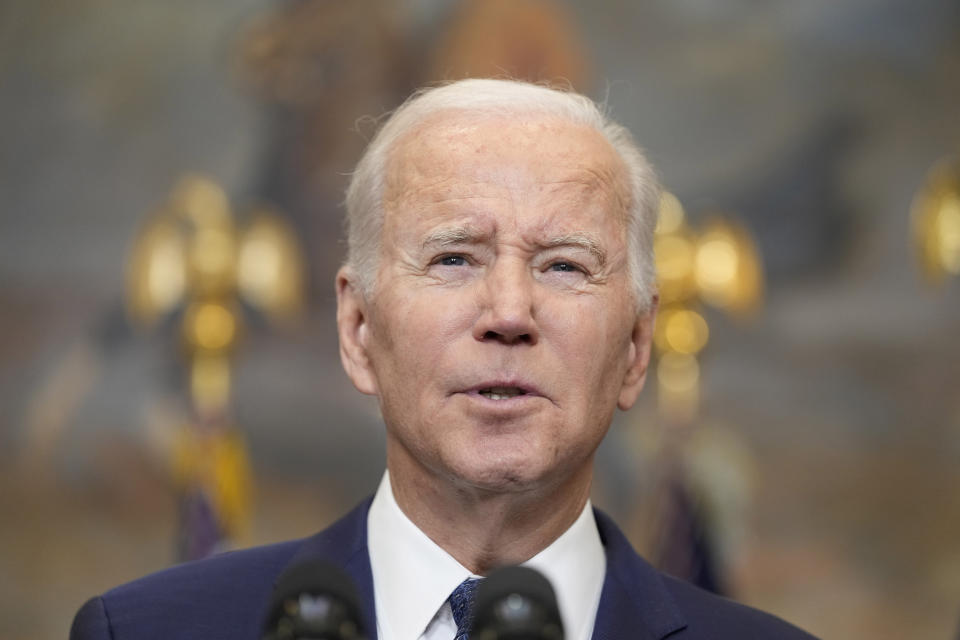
[344,78,660,309]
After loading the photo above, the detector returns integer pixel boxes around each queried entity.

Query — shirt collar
[367,471,606,640]
[368,472,476,640]
[525,490,606,640]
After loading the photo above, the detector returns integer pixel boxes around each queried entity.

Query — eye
[548,261,583,273]
[438,254,468,267]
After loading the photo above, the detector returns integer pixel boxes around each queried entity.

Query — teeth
[479,387,525,400]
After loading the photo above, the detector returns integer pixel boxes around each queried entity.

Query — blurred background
[2,0,959,638]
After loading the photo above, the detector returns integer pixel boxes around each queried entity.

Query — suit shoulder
[92,539,303,640]
[70,596,110,640]
[661,574,818,639]
[106,538,303,601]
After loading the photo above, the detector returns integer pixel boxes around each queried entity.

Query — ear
[336,266,379,396]
[617,295,658,410]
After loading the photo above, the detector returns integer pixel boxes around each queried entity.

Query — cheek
[551,296,612,354]
[546,297,630,394]
[372,289,477,381]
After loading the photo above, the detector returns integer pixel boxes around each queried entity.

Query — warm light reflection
[237,212,306,317]
[652,192,764,421]
[657,352,700,423]
[912,158,960,282]
[189,227,237,295]
[184,302,237,352]
[655,307,709,355]
[696,238,738,288]
[694,219,763,316]
[655,234,698,304]
[656,191,686,235]
[174,174,231,226]
[654,192,699,305]
[937,195,960,273]
[190,354,231,412]
[126,218,187,326]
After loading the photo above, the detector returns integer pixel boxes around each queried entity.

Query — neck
[386,447,594,575]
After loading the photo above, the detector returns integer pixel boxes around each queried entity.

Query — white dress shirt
[367,472,606,640]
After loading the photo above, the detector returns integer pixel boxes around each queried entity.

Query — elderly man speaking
[71,79,816,640]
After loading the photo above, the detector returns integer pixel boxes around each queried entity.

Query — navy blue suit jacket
[70,499,816,639]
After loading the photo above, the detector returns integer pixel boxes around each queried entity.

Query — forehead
[382,111,630,232]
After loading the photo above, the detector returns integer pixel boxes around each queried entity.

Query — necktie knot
[449,577,482,640]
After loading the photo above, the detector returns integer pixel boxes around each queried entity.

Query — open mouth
[478,386,528,400]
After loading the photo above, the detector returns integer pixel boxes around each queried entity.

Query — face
[337,112,655,496]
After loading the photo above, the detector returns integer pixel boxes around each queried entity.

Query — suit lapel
[280,498,378,640]
[591,509,687,640]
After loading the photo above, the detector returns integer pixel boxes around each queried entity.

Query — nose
[473,258,539,345]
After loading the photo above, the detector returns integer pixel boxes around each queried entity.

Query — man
[71,79,816,640]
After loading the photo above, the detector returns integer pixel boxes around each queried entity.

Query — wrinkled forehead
[382,110,631,221]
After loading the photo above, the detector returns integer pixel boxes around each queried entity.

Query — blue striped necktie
[448,577,482,640]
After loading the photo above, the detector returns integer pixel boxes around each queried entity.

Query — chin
[445,451,559,495]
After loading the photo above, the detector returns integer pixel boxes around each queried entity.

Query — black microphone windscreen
[472,565,564,640]
[262,559,366,640]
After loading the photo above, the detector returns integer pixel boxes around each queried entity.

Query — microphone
[471,565,564,640]
[261,559,368,640]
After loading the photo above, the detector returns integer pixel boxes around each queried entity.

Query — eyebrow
[421,225,488,249]
[542,233,607,268]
